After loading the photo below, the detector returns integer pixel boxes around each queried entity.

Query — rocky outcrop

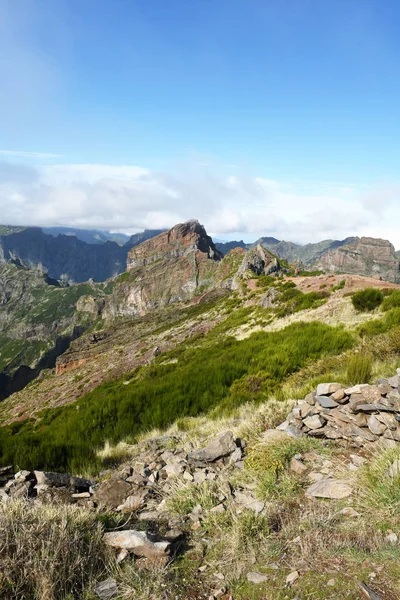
[279,369,400,445]
[105,221,222,317]
[238,244,281,277]
[317,237,400,283]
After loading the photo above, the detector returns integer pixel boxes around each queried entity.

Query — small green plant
[332,279,346,292]
[346,352,372,384]
[351,288,384,312]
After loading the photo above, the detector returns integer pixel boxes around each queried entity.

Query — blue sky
[1,0,400,245]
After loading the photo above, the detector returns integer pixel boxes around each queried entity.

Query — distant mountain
[0,226,165,283]
[43,227,130,246]
[215,240,249,254]
[126,229,166,247]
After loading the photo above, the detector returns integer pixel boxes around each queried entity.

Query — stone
[344,384,364,395]
[361,385,383,404]
[193,469,207,484]
[303,415,325,430]
[14,470,31,481]
[315,396,338,409]
[34,471,93,491]
[92,479,132,509]
[354,403,396,413]
[103,530,170,558]
[290,457,307,475]
[229,445,243,464]
[305,479,353,499]
[8,481,30,498]
[234,491,264,513]
[277,421,304,438]
[308,471,324,483]
[316,383,342,396]
[286,571,299,585]
[367,415,387,436]
[95,578,118,600]
[377,382,393,396]
[388,375,399,389]
[298,401,313,418]
[350,454,366,467]
[348,394,365,411]
[310,426,342,440]
[327,578,336,587]
[188,431,236,465]
[332,389,347,403]
[210,503,226,514]
[304,392,316,405]
[376,413,397,430]
[339,507,361,518]
[385,532,398,544]
[247,572,268,584]
[163,462,185,478]
[117,492,147,513]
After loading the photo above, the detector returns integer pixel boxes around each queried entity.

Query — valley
[0,221,400,600]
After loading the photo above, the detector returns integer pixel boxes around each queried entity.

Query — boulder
[92,479,132,509]
[188,431,237,465]
[103,530,170,558]
[305,479,353,499]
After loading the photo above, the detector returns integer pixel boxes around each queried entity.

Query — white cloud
[0,160,399,248]
[0,150,62,159]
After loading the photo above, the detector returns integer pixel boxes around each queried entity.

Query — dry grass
[0,500,108,600]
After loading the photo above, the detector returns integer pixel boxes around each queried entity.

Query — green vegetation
[358,307,400,337]
[332,278,346,291]
[346,352,373,385]
[382,289,400,311]
[275,288,327,317]
[0,322,354,472]
[351,287,384,312]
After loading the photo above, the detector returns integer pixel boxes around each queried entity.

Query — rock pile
[279,369,400,446]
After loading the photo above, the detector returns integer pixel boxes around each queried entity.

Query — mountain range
[1,223,399,284]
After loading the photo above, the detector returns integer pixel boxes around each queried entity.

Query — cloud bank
[0,160,399,248]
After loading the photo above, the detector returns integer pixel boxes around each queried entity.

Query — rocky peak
[107,221,222,317]
[127,220,221,270]
[317,236,400,283]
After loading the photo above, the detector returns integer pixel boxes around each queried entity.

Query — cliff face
[105,221,222,317]
[317,237,400,282]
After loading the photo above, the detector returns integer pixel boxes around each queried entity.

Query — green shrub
[346,353,373,384]
[351,288,384,312]
[357,308,400,337]
[382,290,400,312]
[275,289,327,317]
